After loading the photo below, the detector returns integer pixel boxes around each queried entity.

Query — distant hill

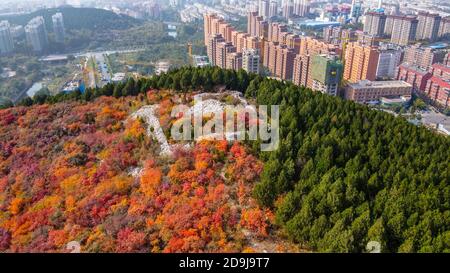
[0,7,142,31]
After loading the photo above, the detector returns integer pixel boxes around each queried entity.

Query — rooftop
[429,76,450,89]
[193,55,210,68]
[432,63,450,73]
[399,63,430,75]
[349,80,412,89]
[39,55,68,62]
[427,42,449,50]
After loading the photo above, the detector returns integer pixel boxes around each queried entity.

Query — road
[81,48,149,88]
[7,47,162,103]
[84,52,112,88]
[84,56,97,88]
[420,109,450,128]
[75,48,147,59]
[96,53,111,86]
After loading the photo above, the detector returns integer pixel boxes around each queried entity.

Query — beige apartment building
[345,80,412,103]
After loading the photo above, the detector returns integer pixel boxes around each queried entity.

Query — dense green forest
[0,7,141,31]
[250,78,450,253]
[10,66,450,252]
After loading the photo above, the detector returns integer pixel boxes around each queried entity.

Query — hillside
[0,88,300,253]
[0,7,142,31]
[1,67,449,253]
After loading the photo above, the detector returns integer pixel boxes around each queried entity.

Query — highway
[84,52,112,88]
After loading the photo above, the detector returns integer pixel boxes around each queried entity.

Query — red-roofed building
[424,76,450,108]
[423,64,450,108]
[430,63,450,81]
[444,52,450,66]
[395,64,431,92]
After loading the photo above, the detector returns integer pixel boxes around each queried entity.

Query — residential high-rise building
[424,64,450,108]
[285,33,301,54]
[275,45,295,80]
[247,1,259,13]
[0,20,14,55]
[364,11,387,37]
[263,40,277,68]
[169,0,184,8]
[438,17,450,40]
[247,12,259,37]
[216,41,236,68]
[403,44,447,70]
[234,32,250,53]
[226,52,243,71]
[218,21,235,43]
[341,29,357,43]
[266,41,279,74]
[245,36,261,52]
[25,16,49,53]
[54,0,67,7]
[299,36,338,58]
[323,26,342,45]
[147,2,161,19]
[293,54,309,87]
[205,13,263,72]
[264,41,295,80]
[282,0,294,19]
[395,64,432,92]
[323,26,356,48]
[52,12,65,43]
[242,48,260,74]
[416,12,441,41]
[323,26,336,44]
[375,44,402,79]
[207,34,225,66]
[269,1,278,18]
[384,15,395,35]
[10,25,24,39]
[293,37,339,88]
[429,64,450,84]
[356,30,378,46]
[268,22,288,43]
[445,52,450,66]
[248,13,268,39]
[258,0,270,19]
[205,11,342,91]
[377,0,382,9]
[390,16,418,46]
[343,42,379,83]
[311,54,343,96]
[350,0,362,22]
[204,14,225,45]
[204,13,213,46]
[205,13,235,46]
[293,0,309,17]
[396,63,450,108]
